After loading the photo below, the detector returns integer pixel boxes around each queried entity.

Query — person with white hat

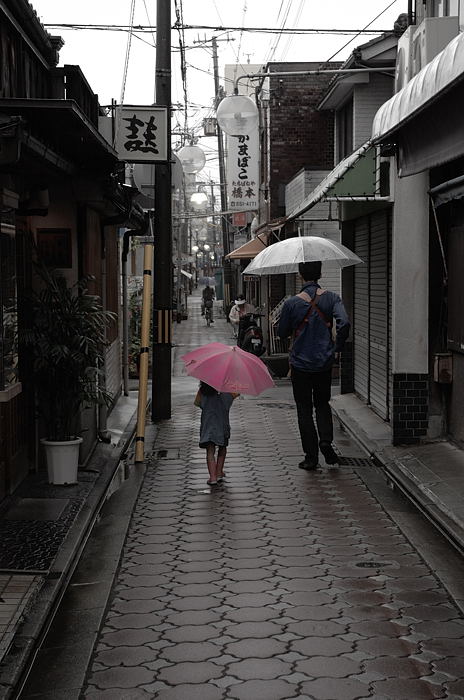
[228,294,256,327]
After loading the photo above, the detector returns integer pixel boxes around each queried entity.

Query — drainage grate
[256,401,296,410]
[337,457,374,467]
[355,561,388,568]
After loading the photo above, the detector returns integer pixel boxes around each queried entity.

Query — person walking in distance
[201,284,215,322]
[278,261,350,470]
[194,381,238,486]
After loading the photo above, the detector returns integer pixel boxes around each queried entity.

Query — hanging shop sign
[232,212,247,227]
[115,106,168,162]
[227,132,259,210]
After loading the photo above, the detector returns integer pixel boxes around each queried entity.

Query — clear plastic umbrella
[242,236,363,276]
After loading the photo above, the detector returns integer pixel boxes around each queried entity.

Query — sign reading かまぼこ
[227,132,259,210]
[115,106,168,162]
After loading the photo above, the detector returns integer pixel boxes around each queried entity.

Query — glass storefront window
[0,225,18,390]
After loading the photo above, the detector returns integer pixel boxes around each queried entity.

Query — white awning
[285,141,382,221]
[372,31,464,142]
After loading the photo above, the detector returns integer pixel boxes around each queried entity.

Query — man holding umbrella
[278,261,350,471]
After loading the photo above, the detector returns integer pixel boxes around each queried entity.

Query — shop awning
[226,231,269,260]
[286,141,386,221]
[430,174,464,207]
[372,32,464,144]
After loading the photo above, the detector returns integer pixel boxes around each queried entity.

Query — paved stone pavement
[82,295,464,700]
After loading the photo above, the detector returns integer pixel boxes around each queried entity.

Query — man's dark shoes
[320,442,339,465]
[298,457,319,470]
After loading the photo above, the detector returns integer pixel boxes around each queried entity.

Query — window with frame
[0,223,18,390]
[336,97,354,162]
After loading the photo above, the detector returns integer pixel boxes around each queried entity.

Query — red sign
[232,212,247,227]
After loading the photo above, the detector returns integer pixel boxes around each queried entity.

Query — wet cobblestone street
[79,299,464,700]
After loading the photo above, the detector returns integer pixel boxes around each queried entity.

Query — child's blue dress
[199,392,234,448]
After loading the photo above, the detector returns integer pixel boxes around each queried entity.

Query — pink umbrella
[181,342,274,395]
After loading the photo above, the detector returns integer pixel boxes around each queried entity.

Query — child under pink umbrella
[194,381,238,487]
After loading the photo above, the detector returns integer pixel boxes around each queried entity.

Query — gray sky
[31,0,406,177]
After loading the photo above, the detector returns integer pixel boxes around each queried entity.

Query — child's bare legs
[206,443,217,483]
[216,446,227,479]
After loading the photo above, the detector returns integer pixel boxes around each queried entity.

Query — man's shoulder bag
[294,290,334,341]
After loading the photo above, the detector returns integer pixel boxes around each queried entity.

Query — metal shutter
[353,211,392,419]
[369,211,389,420]
[353,218,369,402]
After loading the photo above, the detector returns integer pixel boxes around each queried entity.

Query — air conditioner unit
[394,25,415,93]
[412,16,459,75]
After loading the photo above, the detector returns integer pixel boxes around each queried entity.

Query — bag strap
[294,290,331,337]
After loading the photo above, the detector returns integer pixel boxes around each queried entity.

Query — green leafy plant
[22,266,116,441]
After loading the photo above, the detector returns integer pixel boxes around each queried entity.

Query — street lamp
[192,241,214,279]
[177,144,206,174]
[190,191,208,209]
[216,94,259,136]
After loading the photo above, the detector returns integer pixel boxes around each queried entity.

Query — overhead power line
[119,0,136,104]
[43,23,392,36]
[321,0,401,66]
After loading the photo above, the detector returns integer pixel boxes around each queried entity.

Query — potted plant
[22,266,115,485]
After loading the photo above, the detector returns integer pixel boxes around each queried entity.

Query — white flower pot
[40,437,83,485]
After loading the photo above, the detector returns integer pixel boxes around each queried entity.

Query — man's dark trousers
[290,366,333,463]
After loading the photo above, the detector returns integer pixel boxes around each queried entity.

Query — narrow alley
[20,295,464,700]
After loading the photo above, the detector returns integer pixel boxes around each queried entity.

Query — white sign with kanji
[226,131,259,210]
[115,106,168,162]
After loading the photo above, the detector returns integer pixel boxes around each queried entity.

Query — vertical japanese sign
[115,106,168,162]
[227,132,259,210]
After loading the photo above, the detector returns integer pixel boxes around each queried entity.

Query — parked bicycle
[204,299,213,327]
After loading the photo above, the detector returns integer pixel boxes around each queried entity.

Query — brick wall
[266,63,338,220]
[392,373,429,445]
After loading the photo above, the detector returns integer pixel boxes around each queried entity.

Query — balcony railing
[50,65,100,126]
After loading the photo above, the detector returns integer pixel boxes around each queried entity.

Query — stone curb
[332,404,464,554]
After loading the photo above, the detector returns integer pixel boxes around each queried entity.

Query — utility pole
[209,180,217,250]
[212,36,233,306]
[152,0,172,420]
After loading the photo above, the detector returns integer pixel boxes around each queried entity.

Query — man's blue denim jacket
[278,282,350,372]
